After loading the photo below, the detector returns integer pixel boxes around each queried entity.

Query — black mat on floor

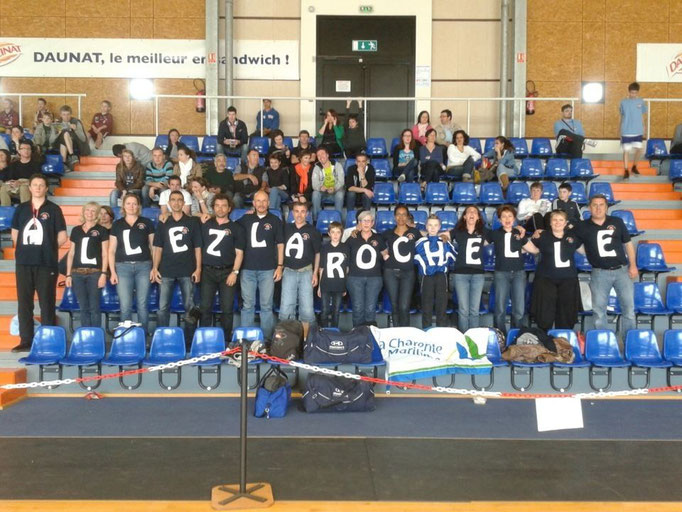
[0,438,680,501]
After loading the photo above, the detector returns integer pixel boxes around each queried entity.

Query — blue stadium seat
[144,327,186,390]
[524,252,537,272]
[230,208,247,221]
[548,329,590,392]
[530,138,553,158]
[42,154,64,176]
[57,286,80,332]
[283,137,294,150]
[345,211,357,229]
[180,136,199,153]
[611,210,644,237]
[389,137,400,154]
[519,158,544,181]
[435,210,457,232]
[671,160,682,183]
[0,206,15,231]
[545,158,570,180]
[506,181,530,204]
[663,330,682,387]
[398,183,423,205]
[142,207,161,227]
[568,181,587,205]
[411,209,427,230]
[645,139,669,160]
[225,156,240,172]
[373,182,396,205]
[154,135,169,151]
[451,182,477,205]
[570,158,598,181]
[375,210,396,233]
[625,330,672,389]
[468,137,483,155]
[634,282,672,330]
[588,182,619,205]
[482,244,495,272]
[18,326,67,387]
[196,156,213,163]
[146,282,160,313]
[666,282,682,330]
[343,158,356,172]
[102,326,146,390]
[249,136,270,155]
[479,182,505,205]
[585,329,631,391]
[366,138,388,157]
[316,210,342,234]
[269,208,282,220]
[636,242,676,280]
[59,327,106,391]
[190,327,226,390]
[100,282,121,334]
[510,137,529,159]
[574,251,592,273]
[231,326,266,389]
[287,210,312,224]
[200,136,218,155]
[425,182,450,206]
[372,158,391,180]
[505,328,550,391]
[540,181,558,201]
[0,133,10,147]
[471,328,508,390]
[484,138,495,154]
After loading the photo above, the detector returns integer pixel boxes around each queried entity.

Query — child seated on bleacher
[551,182,581,228]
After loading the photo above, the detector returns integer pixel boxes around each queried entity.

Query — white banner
[370,326,492,382]
[636,43,682,82]
[0,38,299,80]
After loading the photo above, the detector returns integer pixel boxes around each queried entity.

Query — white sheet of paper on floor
[535,397,584,432]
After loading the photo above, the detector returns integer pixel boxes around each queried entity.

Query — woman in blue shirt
[483,136,517,192]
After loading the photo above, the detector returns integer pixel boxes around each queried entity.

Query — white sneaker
[584,139,597,147]
[397,174,406,183]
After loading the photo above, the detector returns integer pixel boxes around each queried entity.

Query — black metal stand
[211,339,273,510]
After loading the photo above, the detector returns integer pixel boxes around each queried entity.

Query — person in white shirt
[446,130,481,181]
[517,181,552,231]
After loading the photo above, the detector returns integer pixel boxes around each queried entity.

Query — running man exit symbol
[352,40,378,52]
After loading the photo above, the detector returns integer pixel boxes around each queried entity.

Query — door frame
[299,0,432,132]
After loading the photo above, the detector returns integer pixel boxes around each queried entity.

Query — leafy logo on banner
[0,42,22,67]
[457,335,485,361]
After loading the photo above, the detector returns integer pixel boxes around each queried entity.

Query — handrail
[643,98,682,140]
[0,93,87,126]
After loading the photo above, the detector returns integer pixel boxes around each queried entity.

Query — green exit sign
[359,5,373,13]
[352,40,378,52]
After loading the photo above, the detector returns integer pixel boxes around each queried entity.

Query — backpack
[254,367,291,419]
[303,326,374,364]
[269,320,304,360]
[302,374,375,413]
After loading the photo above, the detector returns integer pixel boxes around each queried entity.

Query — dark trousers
[320,291,343,328]
[421,273,448,328]
[530,275,580,331]
[383,267,415,327]
[420,159,443,183]
[200,265,236,337]
[523,213,548,232]
[16,264,58,345]
[446,156,474,179]
[71,272,101,328]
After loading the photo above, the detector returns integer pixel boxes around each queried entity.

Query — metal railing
[152,94,579,138]
[644,98,682,139]
[0,93,87,124]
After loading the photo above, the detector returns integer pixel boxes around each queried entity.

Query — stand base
[211,482,274,510]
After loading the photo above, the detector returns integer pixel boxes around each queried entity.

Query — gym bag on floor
[254,367,291,419]
[303,326,374,364]
[269,320,304,360]
[302,374,376,413]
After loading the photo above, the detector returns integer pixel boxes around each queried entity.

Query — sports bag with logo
[302,374,376,413]
[254,367,291,419]
[270,320,304,360]
[303,326,374,364]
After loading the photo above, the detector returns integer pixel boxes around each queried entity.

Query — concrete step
[61,179,115,188]
[67,171,115,179]
[632,209,682,230]
[79,156,119,165]
[73,163,117,172]
[55,188,111,197]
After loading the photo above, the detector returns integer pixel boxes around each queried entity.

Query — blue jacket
[256,108,280,131]
[414,236,456,276]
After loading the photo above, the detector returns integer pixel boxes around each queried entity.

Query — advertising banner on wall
[0,38,299,80]
[636,43,682,82]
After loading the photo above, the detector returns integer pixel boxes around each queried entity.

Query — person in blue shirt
[554,104,586,158]
[254,99,280,137]
[483,136,517,192]
[619,82,648,180]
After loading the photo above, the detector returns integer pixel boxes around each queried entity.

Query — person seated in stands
[110,149,144,208]
[0,98,19,134]
[233,148,266,208]
[33,98,51,131]
[266,130,292,170]
[1,140,41,206]
[311,146,345,222]
[554,104,585,158]
[434,109,462,146]
[419,128,446,186]
[264,154,290,211]
[217,106,249,161]
[345,152,375,212]
[290,149,314,204]
[291,129,316,165]
[253,98,279,137]
[142,147,173,207]
[483,135,516,191]
[163,128,186,164]
[172,146,202,188]
[112,142,153,168]
[189,176,214,220]
[551,182,581,228]
[8,125,26,157]
[411,110,432,146]
[342,99,366,158]
[0,149,10,179]
[445,129,481,182]
[159,175,191,217]
[392,129,419,183]
[88,100,113,150]
[204,153,235,198]
[55,105,90,169]
[33,112,60,155]
[317,109,344,157]
[517,181,551,231]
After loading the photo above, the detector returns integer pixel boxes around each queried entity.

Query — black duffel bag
[303,326,374,364]
[270,320,304,360]
[302,374,376,413]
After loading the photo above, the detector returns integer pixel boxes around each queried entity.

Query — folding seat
[58,327,106,390]
[225,156,240,172]
[180,136,200,153]
[666,282,682,330]
[411,209,427,230]
[451,182,477,205]
[625,329,671,389]
[611,210,644,237]
[544,158,570,180]
[530,138,553,158]
[588,182,619,205]
[282,136,294,150]
[269,208,282,220]
[468,137,482,155]
[200,136,218,155]
[524,252,537,272]
[57,286,80,332]
[470,328,509,391]
[663,330,682,388]
[389,137,400,155]
[316,210,342,234]
[505,328,550,391]
[18,326,67,388]
[232,327,267,389]
[645,139,669,160]
[398,183,423,205]
[102,326,146,390]
[190,327,226,391]
[42,154,64,176]
[636,243,676,281]
[484,138,495,154]
[574,251,592,273]
[671,160,682,183]
[372,158,391,180]
[506,181,530,204]
[570,158,599,181]
[249,136,270,155]
[548,329,590,391]
[435,210,457,232]
[585,329,631,391]
[144,327,186,390]
[568,181,587,205]
[375,210,396,233]
[518,158,544,181]
[373,182,396,205]
[425,182,450,206]
[634,282,671,330]
[142,207,160,227]
[479,182,505,205]
[540,181,558,202]
[345,211,357,229]
[229,209,247,222]
[0,206,15,231]
[100,282,121,334]
[343,158,356,172]
[510,137,529,159]
[366,137,388,157]
[482,244,496,272]
[154,135,169,151]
